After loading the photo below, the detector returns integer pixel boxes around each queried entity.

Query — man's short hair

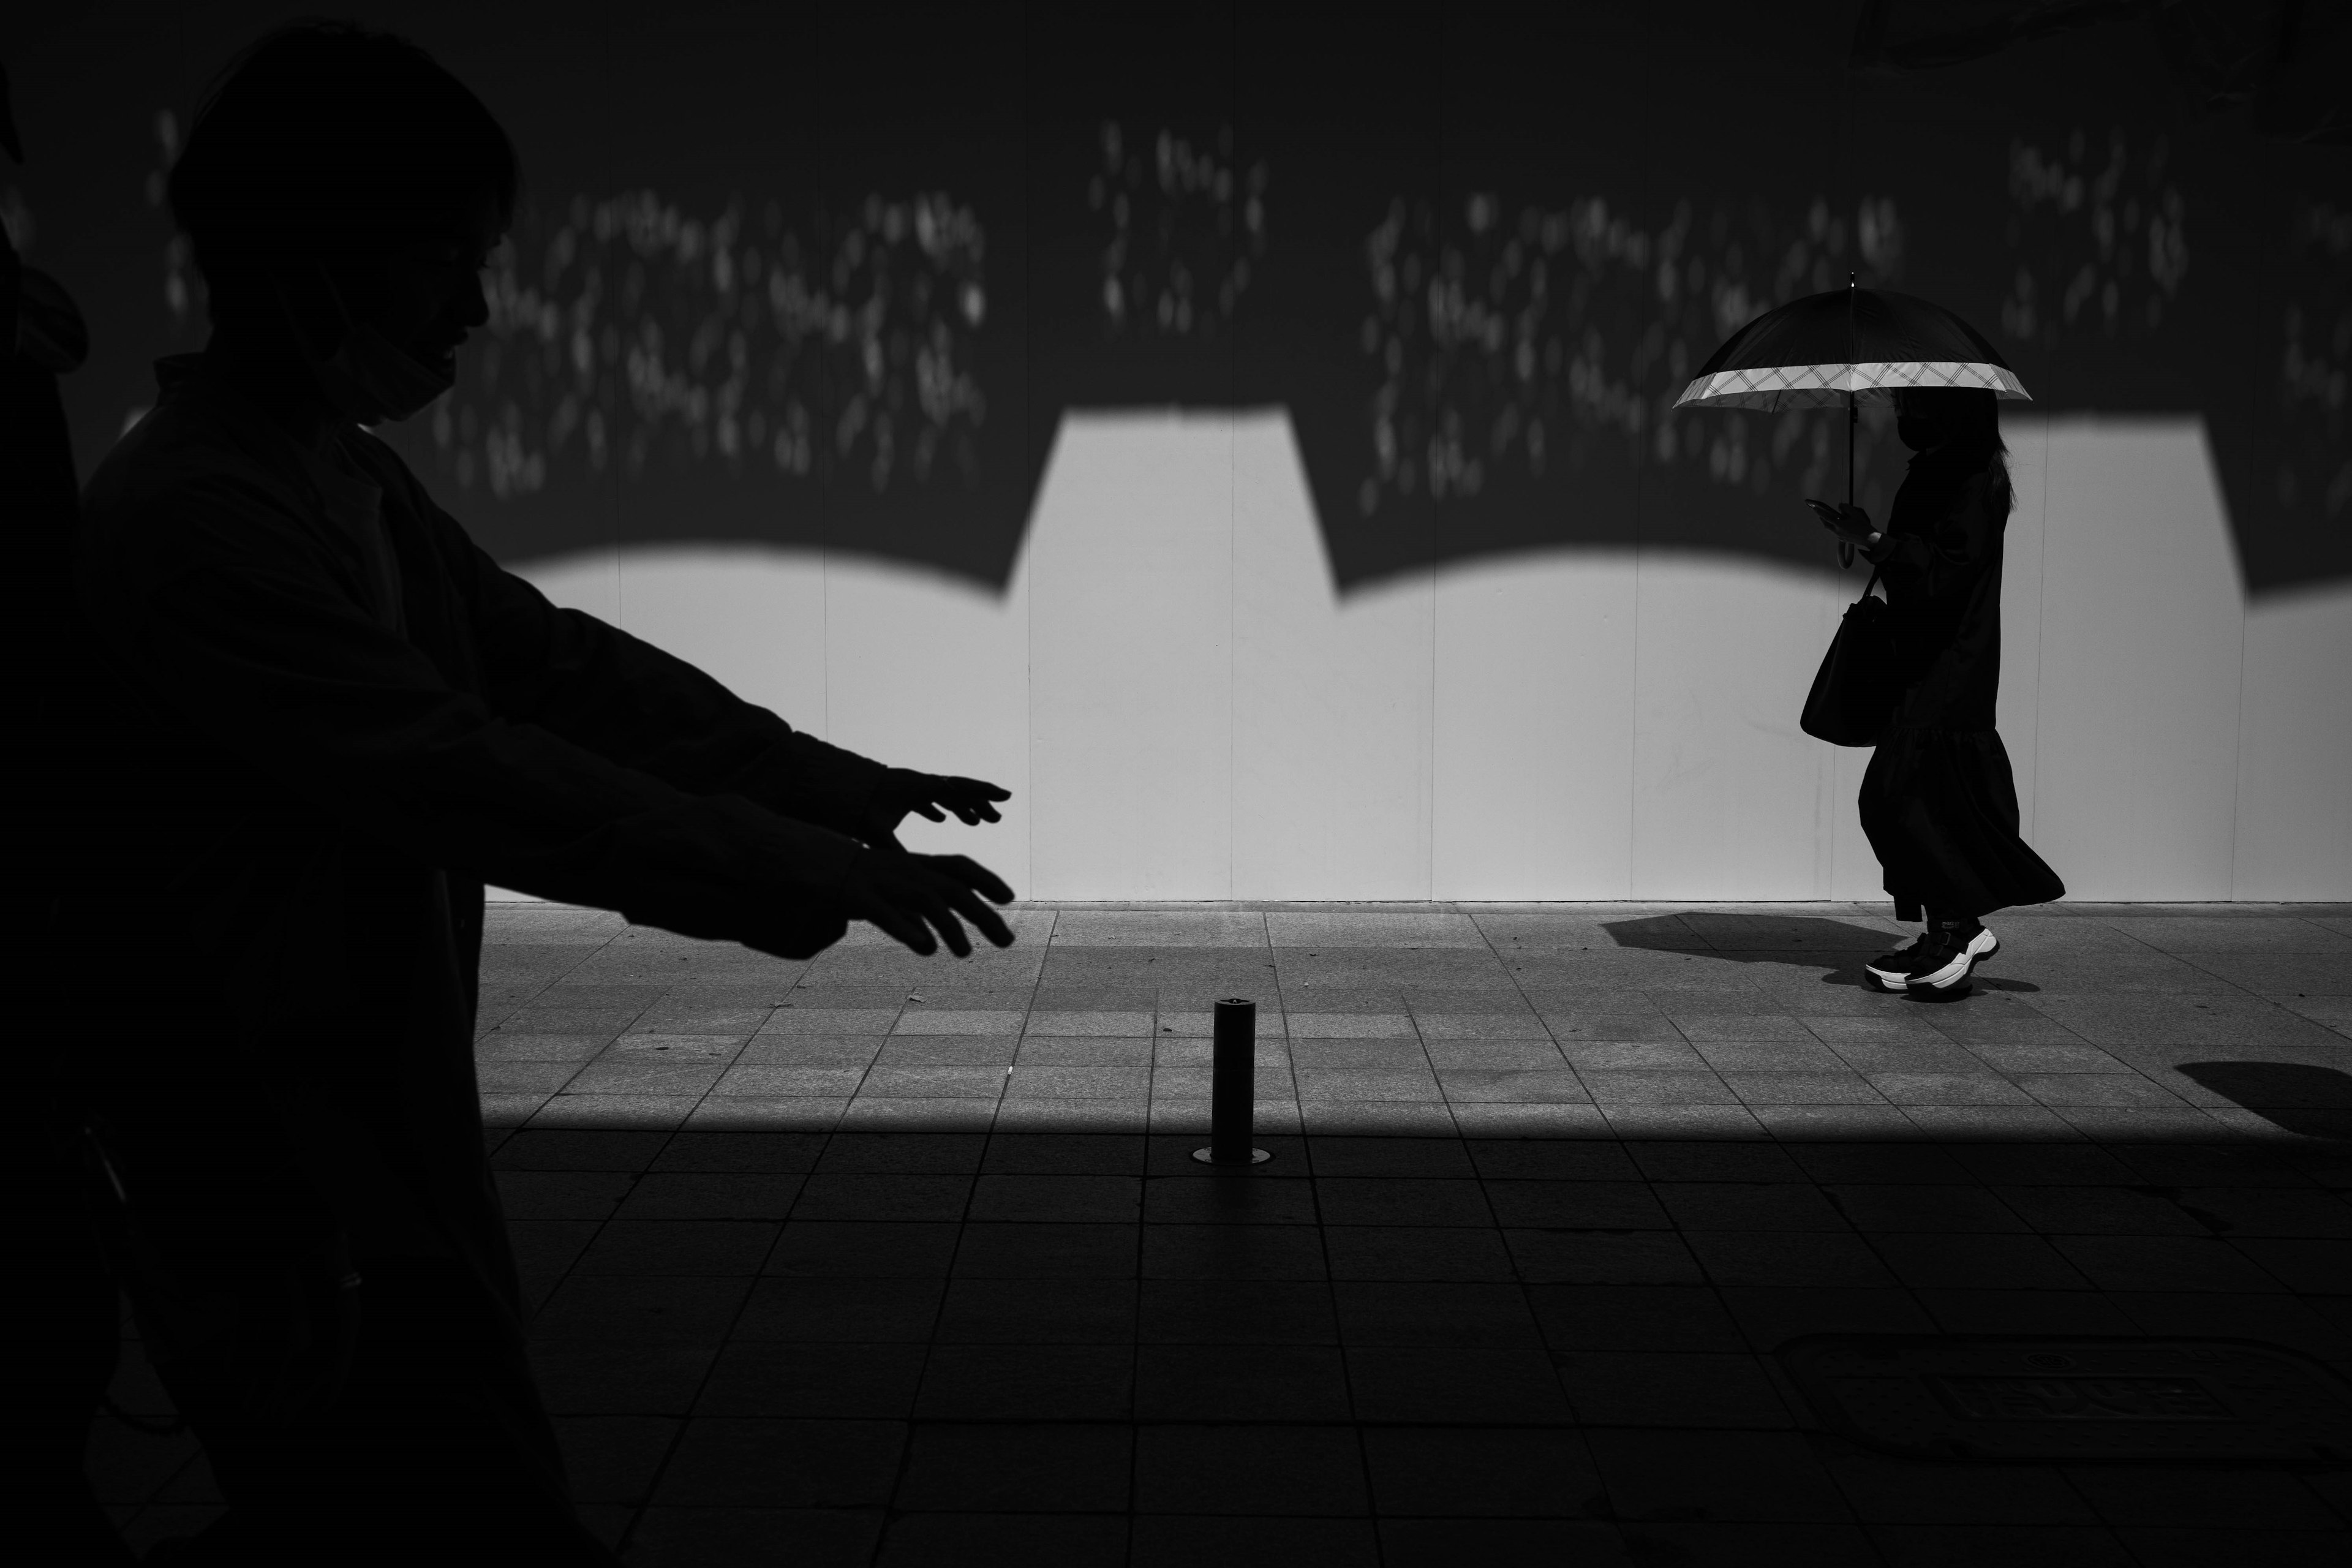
[168,19,521,326]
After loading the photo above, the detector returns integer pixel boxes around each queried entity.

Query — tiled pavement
[94,902,2352,1563]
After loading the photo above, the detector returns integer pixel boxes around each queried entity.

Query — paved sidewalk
[465,902,2352,1142]
[92,902,2352,1563]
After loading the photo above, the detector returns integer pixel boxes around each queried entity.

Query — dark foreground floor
[91,902,2352,1564]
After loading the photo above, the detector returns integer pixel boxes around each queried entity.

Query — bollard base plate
[1192,1147,1272,1166]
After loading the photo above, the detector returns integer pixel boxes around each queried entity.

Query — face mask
[1896,413,1942,452]
[278,261,455,425]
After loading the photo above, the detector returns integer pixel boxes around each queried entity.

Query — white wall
[2029,420,2247,899]
[2233,586,2352,900]
[491,409,2352,903]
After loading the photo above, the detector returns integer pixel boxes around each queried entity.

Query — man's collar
[159,351,380,524]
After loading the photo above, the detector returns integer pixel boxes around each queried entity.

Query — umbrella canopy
[1673,284,2030,411]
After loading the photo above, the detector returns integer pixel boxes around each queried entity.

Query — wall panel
[2232,588,2352,902]
[2032,419,2245,901]
[1231,414,1436,900]
[1431,556,1638,900]
[1023,414,1236,900]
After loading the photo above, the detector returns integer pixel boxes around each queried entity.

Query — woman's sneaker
[1865,936,1928,992]
[1907,924,1999,993]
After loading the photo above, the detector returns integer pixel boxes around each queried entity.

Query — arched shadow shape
[2176,1061,2352,1142]
[372,5,2345,599]
[1600,912,2041,995]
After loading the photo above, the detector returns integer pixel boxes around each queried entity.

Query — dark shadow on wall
[26,0,2351,597]
[2177,1061,2352,1142]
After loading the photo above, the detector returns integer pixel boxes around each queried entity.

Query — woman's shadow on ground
[1600,912,2041,997]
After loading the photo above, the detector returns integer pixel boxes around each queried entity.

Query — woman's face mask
[1896,412,1943,451]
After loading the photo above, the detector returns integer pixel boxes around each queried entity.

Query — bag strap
[1853,562,1884,603]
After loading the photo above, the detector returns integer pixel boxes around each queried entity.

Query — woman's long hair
[1905,386,2013,515]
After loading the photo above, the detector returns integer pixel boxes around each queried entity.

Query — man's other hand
[861,768,1010,850]
[841,849,1016,957]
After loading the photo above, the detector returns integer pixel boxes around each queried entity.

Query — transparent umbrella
[1673,273,2031,562]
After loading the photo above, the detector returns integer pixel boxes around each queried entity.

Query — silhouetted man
[2,57,146,1568]
[58,21,1014,1563]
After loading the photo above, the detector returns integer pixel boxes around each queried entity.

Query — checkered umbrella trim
[1672,360,2032,410]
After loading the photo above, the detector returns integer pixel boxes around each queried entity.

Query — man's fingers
[913,802,946,822]
[932,907,975,959]
[893,879,972,959]
[970,900,1019,950]
[941,777,1011,815]
[903,866,1011,955]
[864,897,937,955]
[922,871,1010,946]
[846,850,1016,957]
[888,918,939,957]
[890,870,976,959]
[930,854,1016,906]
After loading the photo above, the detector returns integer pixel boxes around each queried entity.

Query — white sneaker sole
[1909,929,2000,992]
[1865,957,1915,991]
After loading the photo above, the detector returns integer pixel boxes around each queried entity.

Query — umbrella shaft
[1845,393,1856,506]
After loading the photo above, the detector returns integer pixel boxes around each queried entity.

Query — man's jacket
[61,350,886,1314]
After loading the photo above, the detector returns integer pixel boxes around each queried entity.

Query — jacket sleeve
[1864,469,2000,602]
[1865,466,2008,728]
[370,450,891,841]
[77,472,860,959]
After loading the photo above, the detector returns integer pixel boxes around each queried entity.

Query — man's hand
[861,768,1011,851]
[840,848,1016,956]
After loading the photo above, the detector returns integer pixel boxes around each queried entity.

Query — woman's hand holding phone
[1807,498,1877,547]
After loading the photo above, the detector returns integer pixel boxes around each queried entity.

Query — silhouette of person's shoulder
[86,355,258,506]
[81,356,344,594]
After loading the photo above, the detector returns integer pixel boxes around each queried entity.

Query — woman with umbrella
[1819,383,2065,993]
[1678,279,2065,995]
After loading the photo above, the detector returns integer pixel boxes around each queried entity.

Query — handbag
[1800,564,1901,745]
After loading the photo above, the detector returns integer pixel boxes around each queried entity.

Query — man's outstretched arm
[80,470,907,957]
[403,469,1009,851]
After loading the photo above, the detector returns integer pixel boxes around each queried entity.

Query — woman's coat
[1857,442,2065,921]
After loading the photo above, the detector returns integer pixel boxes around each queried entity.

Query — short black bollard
[1193,997,1272,1166]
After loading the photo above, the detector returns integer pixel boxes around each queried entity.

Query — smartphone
[1804,497,1841,519]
